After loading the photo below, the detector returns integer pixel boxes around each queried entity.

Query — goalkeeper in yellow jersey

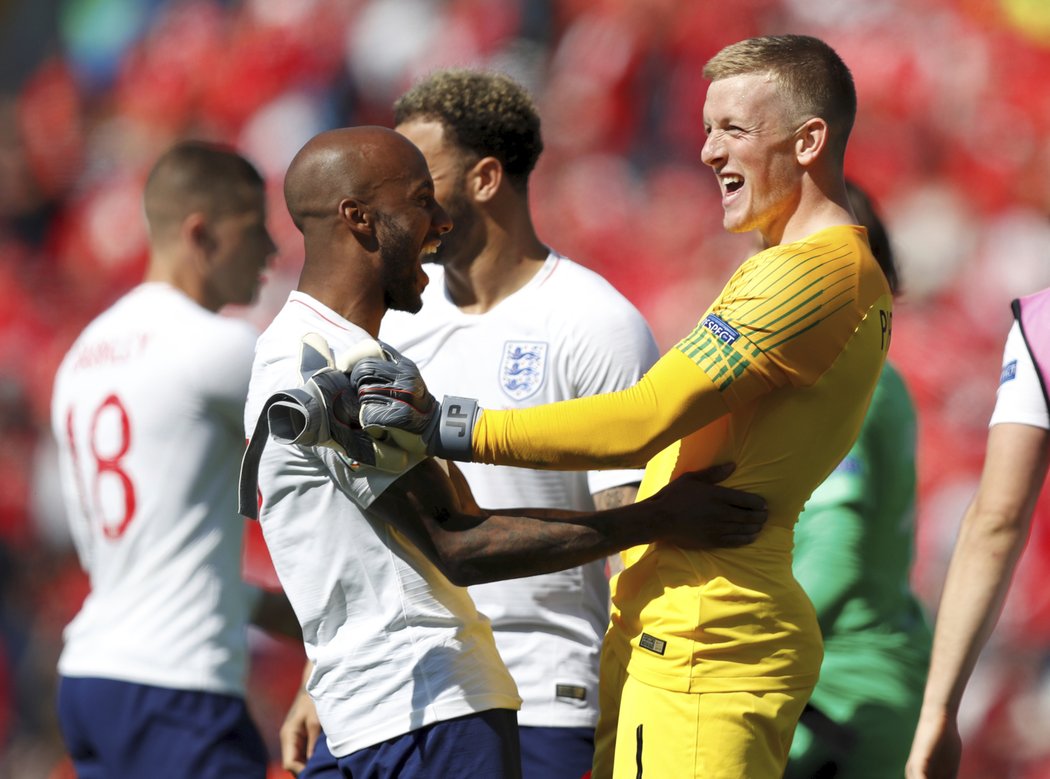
[351,34,892,779]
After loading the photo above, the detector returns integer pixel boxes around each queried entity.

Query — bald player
[243,125,768,778]
[280,68,662,779]
[51,141,295,779]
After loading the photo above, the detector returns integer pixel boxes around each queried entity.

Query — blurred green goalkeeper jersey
[787,361,932,779]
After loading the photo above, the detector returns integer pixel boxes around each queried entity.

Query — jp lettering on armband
[434,396,479,461]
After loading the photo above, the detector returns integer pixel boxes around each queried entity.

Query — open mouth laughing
[720,173,744,197]
[419,238,441,260]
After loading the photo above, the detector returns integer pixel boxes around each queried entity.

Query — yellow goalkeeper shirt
[474,224,892,693]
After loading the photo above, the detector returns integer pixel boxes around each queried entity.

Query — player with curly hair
[283,68,660,779]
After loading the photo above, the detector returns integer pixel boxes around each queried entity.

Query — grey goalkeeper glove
[239,334,411,518]
[351,344,481,462]
[265,333,389,461]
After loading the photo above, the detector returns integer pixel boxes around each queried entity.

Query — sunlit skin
[286,127,451,336]
[396,118,486,271]
[396,120,462,218]
[376,210,431,313]
[364,149,451,312]
[393,117,548,314]
[701,73,807,247]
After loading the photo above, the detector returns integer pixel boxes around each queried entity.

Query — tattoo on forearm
[593,484,640,512]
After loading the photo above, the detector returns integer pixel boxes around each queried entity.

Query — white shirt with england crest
[380,252,659,728]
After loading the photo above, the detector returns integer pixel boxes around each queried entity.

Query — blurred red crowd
[2,0,1050,776]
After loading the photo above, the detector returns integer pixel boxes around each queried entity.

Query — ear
[795,117,828,167]
[339,197,374,237]
[468,157,503,204]
[182,212,213,260]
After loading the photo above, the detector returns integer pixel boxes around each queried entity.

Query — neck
[766,175,853,246]
[302,283,384,337]
[297,242,385,337]
[443,204,549,314]
[144,252,218,312]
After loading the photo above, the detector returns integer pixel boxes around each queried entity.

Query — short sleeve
[989,321,1050,430]
[194,317,259,433]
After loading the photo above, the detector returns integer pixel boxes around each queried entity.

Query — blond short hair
[704,35,856,162]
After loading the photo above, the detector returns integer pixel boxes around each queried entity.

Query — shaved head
[284,126,430,232]
[285,125,452,330]
[143,141,264,241]
[140,141,273,311]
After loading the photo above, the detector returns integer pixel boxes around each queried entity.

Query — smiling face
[701,73,804,245]
[376,208,431,313]
[395,118,483,269]
[370,140,452,313]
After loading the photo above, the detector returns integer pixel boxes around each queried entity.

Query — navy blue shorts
[518,725,594,779]
[300,735,339,778]
[303,709,521,778]
[57,676,268,779]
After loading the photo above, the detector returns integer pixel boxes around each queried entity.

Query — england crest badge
[500,341,548,401]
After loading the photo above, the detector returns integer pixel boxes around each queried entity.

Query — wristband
[431,396,480,461]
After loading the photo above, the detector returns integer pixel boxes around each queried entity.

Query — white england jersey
[990,321,1050,430]
[380,252,659,728]
[51,283,259,696]
[246,291,519,757]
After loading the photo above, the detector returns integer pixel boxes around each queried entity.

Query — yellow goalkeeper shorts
[593,651,810,779]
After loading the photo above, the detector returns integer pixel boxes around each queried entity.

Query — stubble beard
[377,214,424,314]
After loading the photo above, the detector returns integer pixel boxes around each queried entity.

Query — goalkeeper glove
[238,334,411,518]
[265,333,381,460]
[351,344,480,462]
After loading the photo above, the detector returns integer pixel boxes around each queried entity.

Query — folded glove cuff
[267,388,328,446]
[239,387,333,520]
[431,396,480,461]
